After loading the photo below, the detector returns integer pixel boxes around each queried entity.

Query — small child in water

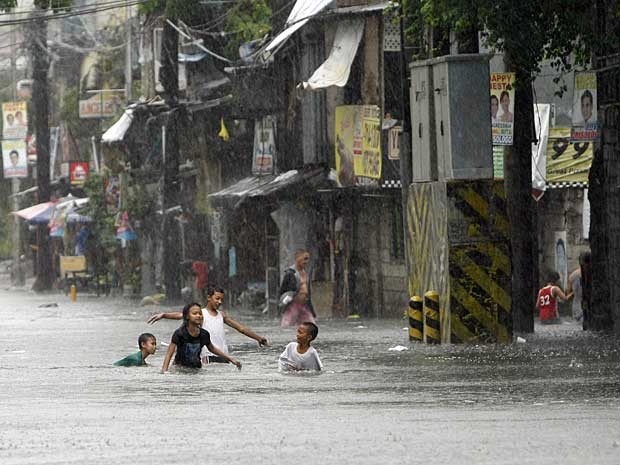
[160,302,241,373]
[536,271,573,324]
[278,322,322,372]
[114,333,157,367]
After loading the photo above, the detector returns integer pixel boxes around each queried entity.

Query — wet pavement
[1,289,619,464]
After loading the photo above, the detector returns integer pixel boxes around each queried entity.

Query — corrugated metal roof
[209,168,330,208]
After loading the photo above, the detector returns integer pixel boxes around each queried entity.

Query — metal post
[423,290,440,344]
[408,295,423,342]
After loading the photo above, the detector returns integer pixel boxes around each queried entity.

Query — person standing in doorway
[279,249,316,327]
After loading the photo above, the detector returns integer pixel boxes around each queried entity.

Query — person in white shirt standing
[148,287,269,363]
[279,322,322,372]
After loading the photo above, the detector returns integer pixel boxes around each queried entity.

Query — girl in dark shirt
[161,302,241,372]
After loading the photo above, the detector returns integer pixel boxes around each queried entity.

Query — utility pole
[125,0,133,102]
[160,17,181,302]
[30,1,53,291]
[10,10,24,286]
[503,51,536,334]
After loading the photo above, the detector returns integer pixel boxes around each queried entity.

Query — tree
[401,0,600,332]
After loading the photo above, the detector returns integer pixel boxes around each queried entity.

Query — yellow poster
[335,105,381,186]
[546,127,593,185]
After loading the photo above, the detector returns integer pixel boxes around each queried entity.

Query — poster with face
[490,73,515,146]
[2,101,28,140]
[571,72,599,142]
[2,140,28,178]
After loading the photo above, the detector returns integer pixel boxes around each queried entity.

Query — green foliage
[59,86,99,142]
[224,0,272,56]
[82,174,116,252]
[0,0,16,11]
[400,0,612,89]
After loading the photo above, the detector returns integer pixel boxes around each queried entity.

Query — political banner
[571,72,600,142]
[2,101,28,140]
[2,139,28,178]
[252,115,276,175]
[490,73,515,146]
[546,127,593,185]
[335,105,381,186]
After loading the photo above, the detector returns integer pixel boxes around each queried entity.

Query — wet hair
[138,332,156,348]
[579,251,591,266]
[295,249,309,259]
[301,321,319,340]
[500,90,510,102]
[581,89,593,104]
[207,286,225,297]
[182,302,202,323]
[546,270,560,284]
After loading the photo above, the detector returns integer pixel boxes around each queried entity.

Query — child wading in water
[536,271,573,324]
[161,302,241,373]
[114,333,157,367]
[278,322,322,372]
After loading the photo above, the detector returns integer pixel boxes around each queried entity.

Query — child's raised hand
[147,313,164,324]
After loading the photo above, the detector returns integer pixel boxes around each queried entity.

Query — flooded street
[1,289,619,465]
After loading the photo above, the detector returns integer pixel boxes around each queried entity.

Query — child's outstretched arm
[222,312,269,346]
[207,342,242,369]
[161,342,177,373]
[148,312,182,324]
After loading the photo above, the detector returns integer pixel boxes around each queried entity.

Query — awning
[209,168,330,208]
[101,106,135,144]
[300,17,364,90]
[261,0,334,61]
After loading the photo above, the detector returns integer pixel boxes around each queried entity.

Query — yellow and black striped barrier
[424,291,440,344]
[408,296,423,342]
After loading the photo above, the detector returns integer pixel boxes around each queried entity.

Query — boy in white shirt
[278,322,322,372]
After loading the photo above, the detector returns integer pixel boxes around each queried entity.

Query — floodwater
[1,289,619,465]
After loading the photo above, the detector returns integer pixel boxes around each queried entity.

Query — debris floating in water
[388,345,408,352]
[516,337,526,344]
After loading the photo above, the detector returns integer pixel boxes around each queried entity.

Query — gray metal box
[431,54,492,180]
[409,61,437,181]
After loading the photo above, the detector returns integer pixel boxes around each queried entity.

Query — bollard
[408,296,423,342]
[423,290,440,344]
[70,284,77,302]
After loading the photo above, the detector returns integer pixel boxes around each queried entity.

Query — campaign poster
[335,105,381,186]
[69,161,90,185]
[571,72,600,142]
[490,73,515,146]
[2,101,28,140]
[252,115,276,175]
[2,140,28,178]
[546,127,593,185]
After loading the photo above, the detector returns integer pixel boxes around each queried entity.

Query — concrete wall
[353,196,407,318]
[537,188,590,289]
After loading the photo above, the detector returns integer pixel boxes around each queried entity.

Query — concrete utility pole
[10,11,24,287]
[30,1,53,292]
[159,17,182,302]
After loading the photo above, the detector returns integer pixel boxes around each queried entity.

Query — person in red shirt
[191,260,208,302]
[536,271,573,324]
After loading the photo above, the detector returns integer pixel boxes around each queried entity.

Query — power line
[0,0,149,27]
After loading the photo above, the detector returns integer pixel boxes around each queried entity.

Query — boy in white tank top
[148,287,269,363]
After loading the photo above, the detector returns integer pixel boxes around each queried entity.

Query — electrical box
[409,61,437,181]
[431,54,492,180]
